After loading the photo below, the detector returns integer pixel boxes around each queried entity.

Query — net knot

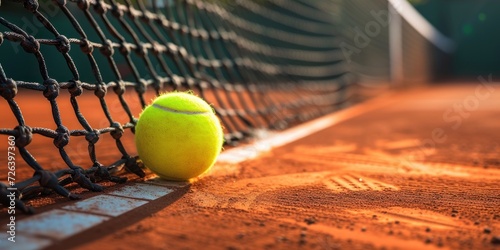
[199,30,209,40]
[34,170,59,190]
[140,11,150,23]
[186,77,196,88]
[100,39,114,57]
[151,41,162,56]
[55,35,70,54]
[153,77,164,91]
[0,78,18,100]
[71,167,103,191]
[125,156,145,178]
[77,0,90,10]
[68,79,83,97]
[20,35,40,54]
[134,79,146,94]
[110,122,123,140]
[190,29,199,39]
[172,75,182,88]
[180,25,189,35]
[111,4,124,18]
[94,83,107,98]
[134,42,147,58]
[194,0,203,9]
[220,31,230,41]
[223,59,233,69]
[94,0,107,15]
[179,47,188,60]
[209,30,219,40]
[0,33,4,45]
[131,117,138,133]
[79,38,94,54]
[43,78,60,100]
[23,0,39,13]
[113,80,125,95]
[119,42,131,56]
[14,125,33,148]
[126,5,137,20]
[167,43,178,56]
[85,130,100,144]
[54,125,70,148]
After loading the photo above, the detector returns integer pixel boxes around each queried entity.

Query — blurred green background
[411,0,500,77]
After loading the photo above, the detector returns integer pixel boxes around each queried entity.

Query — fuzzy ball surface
[135,92,223,180]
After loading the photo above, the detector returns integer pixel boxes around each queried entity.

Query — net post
[389,1,404,86]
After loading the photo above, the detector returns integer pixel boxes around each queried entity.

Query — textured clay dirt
[1,84,500,249]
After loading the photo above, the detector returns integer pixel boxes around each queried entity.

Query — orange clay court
[0,83,499,250]
[1,0,500,249]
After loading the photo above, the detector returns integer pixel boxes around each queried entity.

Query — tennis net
[0,0,452,213]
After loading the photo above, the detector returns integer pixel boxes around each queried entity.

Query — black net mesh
[0,0,353,213]
[0,0,454,213]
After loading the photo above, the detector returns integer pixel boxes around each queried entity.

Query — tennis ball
[135,92,223,181]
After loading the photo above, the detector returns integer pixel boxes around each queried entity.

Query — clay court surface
[1,83,500,249]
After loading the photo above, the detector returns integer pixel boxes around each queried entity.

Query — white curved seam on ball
[152,103,211,115]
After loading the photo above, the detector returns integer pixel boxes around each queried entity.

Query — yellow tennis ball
[135,92,223,181]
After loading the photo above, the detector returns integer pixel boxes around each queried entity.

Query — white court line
[8,93,396,250]
[62,195,149,217]
[217,93,397,164]
[7,181,185,250]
